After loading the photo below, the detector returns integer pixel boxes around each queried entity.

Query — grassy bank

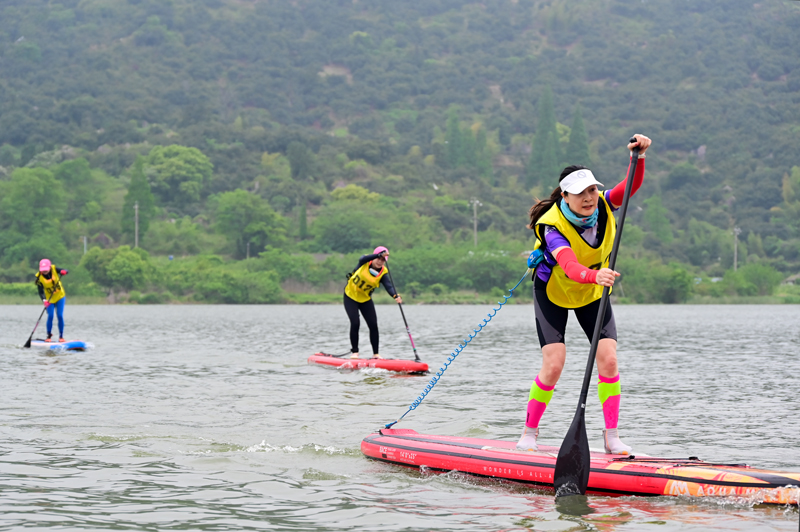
[686,295,800,304]
[0,289,535,306]
[0,295,110,305]
[684,284,800,304]
[4,293,799,305]
[3,285,799,305]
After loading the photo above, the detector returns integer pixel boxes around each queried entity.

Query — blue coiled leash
[384,256,541,429]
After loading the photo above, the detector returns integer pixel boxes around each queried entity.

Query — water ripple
[0,305,798,530]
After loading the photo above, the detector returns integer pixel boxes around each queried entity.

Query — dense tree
[146,145,213,207]
[0,168,67,265]
[287,141,314,181]
[0,145,17,167]
[445,107,464,169]
[643,195,674,244]
[106,247,153,291]
[81,245,154,292]
[666,163,702,190]
[81,247,117,289]
[527,88,561,189]
[330,184,380,203]
[475,127,492,181]
[122,157,156,242]
[566,105,591,168]
[298,202,308,240]
[312,203,375,253]
[215,190,286,258]
[0,0,798,301]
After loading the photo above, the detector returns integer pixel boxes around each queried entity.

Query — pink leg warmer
[525,375,555,429]
[598,373,621,430]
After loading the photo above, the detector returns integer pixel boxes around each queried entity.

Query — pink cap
[39,259,52,272]
[373,246,388,255]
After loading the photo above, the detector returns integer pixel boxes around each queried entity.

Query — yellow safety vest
[344,261,387,303]
[35,266,66,304]
[533,197,615,309]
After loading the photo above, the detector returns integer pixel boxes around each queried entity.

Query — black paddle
[552,138,641,498]
[24,293,55,348]
[385,265,421,362]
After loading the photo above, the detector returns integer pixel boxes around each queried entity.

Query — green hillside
[1,0,799,303]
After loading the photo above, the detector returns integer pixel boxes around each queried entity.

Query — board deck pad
[361,428,800,505]
[308,352,428,374]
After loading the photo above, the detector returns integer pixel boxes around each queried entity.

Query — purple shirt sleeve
[544,226,571,251]
[536,226,570,283]
[603,190,619,212]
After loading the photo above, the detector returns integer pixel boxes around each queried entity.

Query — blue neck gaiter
[559,198,599,229]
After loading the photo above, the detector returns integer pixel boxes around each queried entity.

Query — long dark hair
[527,165,590,229]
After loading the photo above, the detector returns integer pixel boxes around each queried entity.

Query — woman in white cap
[344,246,403,359]
[517,134,651,455]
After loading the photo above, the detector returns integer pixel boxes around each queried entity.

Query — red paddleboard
[362,429,800,505]
[308,352,428,374]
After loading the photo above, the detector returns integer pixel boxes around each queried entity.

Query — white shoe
[349,352,360,359]
[516,427,539,451]
[603,428,632,455]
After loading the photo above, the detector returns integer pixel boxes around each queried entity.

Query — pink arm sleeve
[606,157,645,207]
[555,247,598,284]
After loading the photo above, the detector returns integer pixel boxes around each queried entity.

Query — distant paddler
[518,134,651,455]
[344,246,403,359]
[34,259,70,343]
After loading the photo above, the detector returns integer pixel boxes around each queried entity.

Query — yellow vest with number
[344,261,387,303]
[533,197,615,309]
[35,266,66,304]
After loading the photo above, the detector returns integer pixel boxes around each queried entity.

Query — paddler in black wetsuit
[344,246,403,359]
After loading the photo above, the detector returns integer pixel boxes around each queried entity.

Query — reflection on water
[0,304,798,531]
[555,494,596,516]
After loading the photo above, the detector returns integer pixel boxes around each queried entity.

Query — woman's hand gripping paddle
[385,266,421,362]
[552,138,641,498]
[24,293,55,348]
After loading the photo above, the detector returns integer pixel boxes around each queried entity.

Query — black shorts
[533,276,617,348]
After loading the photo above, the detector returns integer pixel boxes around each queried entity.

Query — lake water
[1,303,798,531]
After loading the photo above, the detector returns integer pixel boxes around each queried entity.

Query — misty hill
[0,0,799,302]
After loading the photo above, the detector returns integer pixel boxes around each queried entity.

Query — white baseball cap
[560,168,603,194]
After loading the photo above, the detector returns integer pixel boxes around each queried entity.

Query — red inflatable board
[362,429,800,505]
[308,352,428,374]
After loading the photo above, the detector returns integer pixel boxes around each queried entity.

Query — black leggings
[533,276,617,348]
[344,294,379,355]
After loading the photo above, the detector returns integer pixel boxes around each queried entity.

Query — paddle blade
[23,336,32,348]
[553,406,591,497]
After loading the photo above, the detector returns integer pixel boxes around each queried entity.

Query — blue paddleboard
[30,339,89,351]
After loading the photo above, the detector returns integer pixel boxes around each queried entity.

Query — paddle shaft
[553,140,640,497]
[24,292,56,348]
[577,146,639,420]
[385,266,420,362]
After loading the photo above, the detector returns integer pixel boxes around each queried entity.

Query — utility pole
[470,198,482,248]
[733,226,741,271]
[246,241,250,260]
[82,236,87,255]
[134,201,139,248]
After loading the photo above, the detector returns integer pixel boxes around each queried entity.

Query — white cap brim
[560,169,603,194]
